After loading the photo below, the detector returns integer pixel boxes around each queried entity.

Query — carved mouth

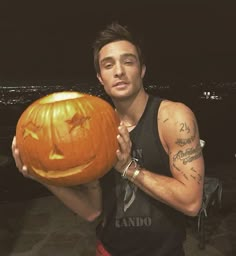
[31,159,94,178]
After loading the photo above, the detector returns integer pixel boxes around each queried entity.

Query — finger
[118,124,130,143]
[11,136,26,171]
[11,136,18,162]
[11,136,16,153]
[21,165,29,177]
[115,149,132,173]
[116,148,123,161]
[117,132,132,156]
[115,137,132,169]
[115,148,130,163]
[13,148,23,170]
[11,136,32,179]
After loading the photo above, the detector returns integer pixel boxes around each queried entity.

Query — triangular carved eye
[49,144,64,160]
[65,113,91,133]
[23,122,40,140]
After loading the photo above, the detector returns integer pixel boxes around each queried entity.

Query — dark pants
[96,240,185,256]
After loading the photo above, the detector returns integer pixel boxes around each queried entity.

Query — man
[12,22,204,255]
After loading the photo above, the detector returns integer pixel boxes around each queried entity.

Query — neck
[114,90,149,129]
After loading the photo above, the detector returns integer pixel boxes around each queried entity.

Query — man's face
[97,40,146,100]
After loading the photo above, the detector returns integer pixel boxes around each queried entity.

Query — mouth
[113,81,129,87]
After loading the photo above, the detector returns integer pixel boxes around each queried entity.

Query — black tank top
[97,95,186,256]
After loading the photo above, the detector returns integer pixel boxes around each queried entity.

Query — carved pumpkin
[16,91,119,186]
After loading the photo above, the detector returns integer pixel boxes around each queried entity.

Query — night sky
[0,1,236,83]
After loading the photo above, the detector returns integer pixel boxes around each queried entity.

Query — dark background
[0,1,236,83]
[0,1,235,201]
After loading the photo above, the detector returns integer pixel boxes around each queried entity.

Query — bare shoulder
[158,100,199,149]
[159,100,195,121]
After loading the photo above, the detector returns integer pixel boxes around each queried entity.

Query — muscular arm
[124,102,205,216]
[43,181,102,222]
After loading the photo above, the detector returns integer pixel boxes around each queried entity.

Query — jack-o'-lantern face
[16,91,119,186]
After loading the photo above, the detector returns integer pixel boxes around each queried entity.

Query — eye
[104,63,113,69]
[124,59,134,65]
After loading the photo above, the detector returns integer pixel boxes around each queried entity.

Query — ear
[141,64,146,79]
[97,73,104,86]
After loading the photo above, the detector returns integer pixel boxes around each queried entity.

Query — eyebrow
[100,53,137,65]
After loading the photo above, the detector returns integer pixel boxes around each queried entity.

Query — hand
[114,122,132,173]
[11,136,35,180]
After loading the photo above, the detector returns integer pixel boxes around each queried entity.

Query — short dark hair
[93,22,144,74]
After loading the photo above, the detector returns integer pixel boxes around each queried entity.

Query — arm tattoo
[171,119,203,184]
[190,167,203,185]
[179,122,190,133]
[173,143,202,165]
[173,164,203,185]
[173,163,189,181]
[175,121,197,147]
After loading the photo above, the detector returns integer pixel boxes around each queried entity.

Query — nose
[114,63,124,78]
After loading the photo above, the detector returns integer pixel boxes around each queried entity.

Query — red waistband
[96,240,111,256]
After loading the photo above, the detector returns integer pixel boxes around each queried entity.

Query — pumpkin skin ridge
[31,158,95,178]
[38,91,84,104]
[30,159,115,187]
[16,91,120,186]
[26,98,97,170]
[19,101,116,166]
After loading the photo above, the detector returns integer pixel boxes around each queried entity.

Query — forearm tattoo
[190,167,203,185]
[173,163,203,184]
[173,163,189,181]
